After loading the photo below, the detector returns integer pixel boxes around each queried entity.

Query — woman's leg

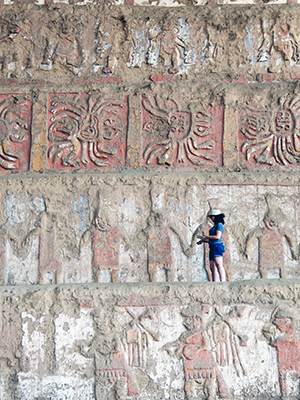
[210,260,220,282]
[214,257,226,282]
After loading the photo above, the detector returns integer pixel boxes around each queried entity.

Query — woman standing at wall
[198,210,226,282]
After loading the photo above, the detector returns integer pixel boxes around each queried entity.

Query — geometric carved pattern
[238,96,300,167]
[141,93,223,167]
[0,94,32,171]
[47,93,128,169]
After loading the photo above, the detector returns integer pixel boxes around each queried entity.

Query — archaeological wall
[1,0,300,398]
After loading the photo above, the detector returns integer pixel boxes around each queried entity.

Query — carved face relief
[79,114,99,142]
[101,112,122,140]
[142,92,223,167]
[0,95,31,171]
[274,109,294,136]
[182,315,202,331]
[47,94,128,169]
[168,111,191,141]
[239,96,300,166]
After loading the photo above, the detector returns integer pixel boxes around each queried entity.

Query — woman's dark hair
[214,214,225,225]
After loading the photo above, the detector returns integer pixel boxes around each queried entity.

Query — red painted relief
[38,212,60,284]
[259,229,284,276]
[47,93,128,169]
[245,194,297,279]
[164,304,247,400]
[92,225,121,283]
[141,93,223,167]
[268,308,300,397]
[238,96,300,167]
[145,211,173,282]
[0,94,31,171]
[93,339,139,398]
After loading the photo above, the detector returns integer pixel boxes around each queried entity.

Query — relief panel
[4,279,300,399]
[141,92,223,167]
[238,95,300,167]
[0,179,300,285]
[0,94,31,171]
[246,19,300,72]
[47,93,128,169]
[127,18,190,74]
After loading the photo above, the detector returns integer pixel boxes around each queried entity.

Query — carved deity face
[0,117,28,143]
[183,316,202,331]
[182,304,212,331]
[274,108,294,136]
[79,113,99,142]
[168,112,191,141]
[101,112,122,140]
[264,217,278,231]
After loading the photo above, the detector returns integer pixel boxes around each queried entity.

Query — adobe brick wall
[1,1,300,398]
[1,280,300,399]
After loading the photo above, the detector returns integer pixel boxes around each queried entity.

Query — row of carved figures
[0,12,299,77]
[0,192,298,285]
[12,301,300,399]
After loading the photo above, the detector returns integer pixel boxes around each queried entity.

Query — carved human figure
[79,334,139,399]
[38,211,60,284]
[82,190,129,283]
[147,20,186,74]
[164,304,230,400]
[76,308,139,400]
[0,193,45,285]
[264,308,300,397]
[273,24,299,65]
[127,20,149,68]
[42,14,83,73]
[91,210,123,283]
[36,198,82,284]
[193,23,217,71]
[96,338,139,399]
[0,14,33,77]
[144,211,173,282]
[95,16,125,74]
[245,195,298,279]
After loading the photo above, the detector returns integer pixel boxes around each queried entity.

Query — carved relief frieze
[2,9,300,79]
[6,283,300,399]
[238,95,300,167]
[141,91,223,167]
[95,15,125,75]
[127,18,190,74]
[47,93,128,169]
[0,178,299,285]
[246,19,300,71]
[0,94,31,171]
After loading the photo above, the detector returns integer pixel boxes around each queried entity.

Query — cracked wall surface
[1,281,300,399]
[0,0,300,398]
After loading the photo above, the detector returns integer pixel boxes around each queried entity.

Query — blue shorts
[209,243,225,261]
